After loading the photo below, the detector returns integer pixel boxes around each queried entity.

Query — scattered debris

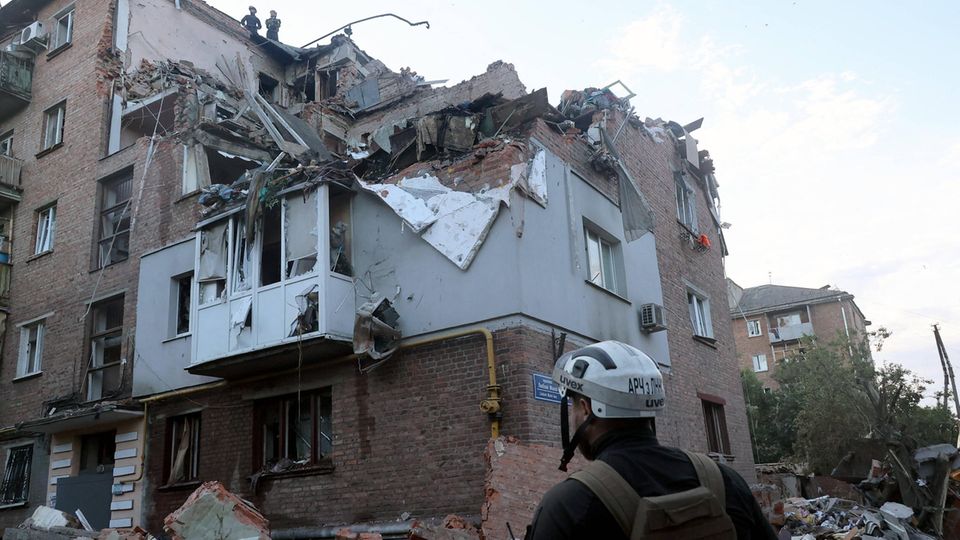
[163,481,270,540]
[353,293,401,366]
[4,507,153,540]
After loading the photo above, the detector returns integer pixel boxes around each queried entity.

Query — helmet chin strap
[559,394,595,471]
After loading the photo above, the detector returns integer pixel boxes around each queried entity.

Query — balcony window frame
[86,296,124,401]
[16,319,44,379]
[42,102,65,151]
[34,204,56,255]
[746,319,761,338]
[97,172,132,268]
[50,6,75,51]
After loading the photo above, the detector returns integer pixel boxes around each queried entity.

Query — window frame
[34,204,56,255]
[687,288,713,339]
[746,319,762,338]
[16,320,44,379]
[751,354,768,373]
[701,400,731,455]
[0,131,13,156]
[0,444,32,507]
[50,6,75,50]
[97,172,133,268]
[86,296,124,401]
[164,413,200,485]
[254,389,333,469]
[583,222,625,297]
[675,173,697,232]
[775,312,802,328]
[172,273,192,337]
[42,102,66,151]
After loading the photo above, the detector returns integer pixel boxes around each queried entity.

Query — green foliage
[741,327,958,474]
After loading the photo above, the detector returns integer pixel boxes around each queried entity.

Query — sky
[212,0,960,402]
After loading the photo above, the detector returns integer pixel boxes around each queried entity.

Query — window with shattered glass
[87,296,124,401]
[231,216,252,293]
[256,388,332,467]
[284,191,318,279]
[329,190,352,276]
[198,221,227,304]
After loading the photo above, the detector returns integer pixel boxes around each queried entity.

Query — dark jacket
[526,429,777,540]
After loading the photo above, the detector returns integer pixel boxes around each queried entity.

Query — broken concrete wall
[124,0,286,87]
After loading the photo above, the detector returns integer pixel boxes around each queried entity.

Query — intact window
[50,7,75,50]
[687,290,713,338]
[675,173,696,231]
[256,388,332,467]
[702,400,731,455]
[165,413,200,485]
[584,224,624,296]
[751,354,768,373]
[0,445,32,505]
[87,296,123,401]
[746,319,761,338]
[98,173,132,267]
[42,103,66,150]
[34,205,55,254]
[16,320,44,378]
[0,131,13,156]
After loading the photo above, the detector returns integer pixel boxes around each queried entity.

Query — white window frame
[34,205,55,254]
[0,132,13,156]
[42,103,65,150]
[687,288,713,339]
[675,174,697,231]
[746,319,761,338]
[584,224,624,297]
[752,354,768,373]
[16,319,44,379]
[50,6,75,50]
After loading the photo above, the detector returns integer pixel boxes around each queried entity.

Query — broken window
[198,221,227,304]
[231,217,252,293]
[229,295,253,350]
[0,445,32,505]
[16,320,44,378]
[50,6,74,50]
[181,144,210,195]
[87,296,123,401]
[42,102,65,150]
[584,224,623,296]
[0,131,13,156]
[258,73,280,103]
[34,204,55,254]
[260,206,282,286]
[746,319,762,338]
[687,289,713,339]
[117,92,176,152]
[775,312,802,328]
[285,191,318,279]
[166,413,200,485]
[675,173,696,232]
[172,273,192,336]
[329,190,352,276]
[752,354,768,373]
[701,400,731,455]
[257,389,332,467]
[78,431,115,474]
[98,172,132,267]
[206,149,261,185]
[317,70,337,100]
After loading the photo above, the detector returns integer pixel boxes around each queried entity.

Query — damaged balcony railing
[0,51,32,118]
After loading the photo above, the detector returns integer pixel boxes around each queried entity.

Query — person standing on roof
[240,6,261,36]
[265,10,281,41]
[525,341,777,540]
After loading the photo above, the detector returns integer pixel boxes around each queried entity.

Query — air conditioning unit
[19,22,47,53]
[639,303,667,333]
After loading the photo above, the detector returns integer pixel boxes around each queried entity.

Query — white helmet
[552,341,665,470]
[553,340,665,417]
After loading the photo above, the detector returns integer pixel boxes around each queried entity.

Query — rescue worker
[265,10,281,41]
[526,341,777,539]
[240,6,261,36]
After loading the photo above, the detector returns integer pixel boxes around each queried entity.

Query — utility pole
[934,324,951,410]
[933,324,960,446]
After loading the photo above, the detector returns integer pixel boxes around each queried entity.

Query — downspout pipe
[139,328,502,438]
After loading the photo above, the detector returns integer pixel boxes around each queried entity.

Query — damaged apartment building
[0,0,753,536]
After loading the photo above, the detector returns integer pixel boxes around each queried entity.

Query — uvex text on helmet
[551,341,665,418]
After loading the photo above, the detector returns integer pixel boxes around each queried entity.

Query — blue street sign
[533,372,563,404]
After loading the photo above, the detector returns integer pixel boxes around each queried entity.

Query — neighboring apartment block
[0,0,753,534]
[728,280,870,388]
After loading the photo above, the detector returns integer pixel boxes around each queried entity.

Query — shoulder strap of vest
[682,451,726,508]
[570,460,639,537]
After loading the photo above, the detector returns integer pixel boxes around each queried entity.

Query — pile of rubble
[772,497,935,539]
